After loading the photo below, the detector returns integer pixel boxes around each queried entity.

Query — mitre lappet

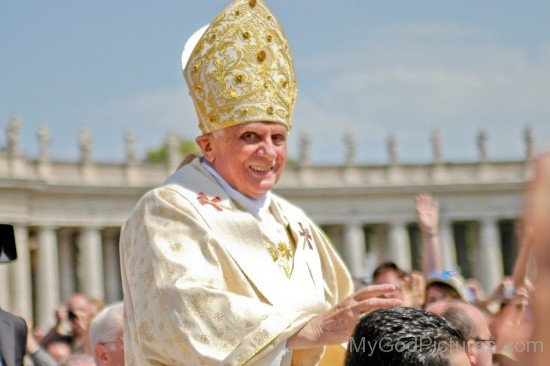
[182,0,297,134]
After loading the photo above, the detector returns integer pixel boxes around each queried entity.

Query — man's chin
[243,183,276,199]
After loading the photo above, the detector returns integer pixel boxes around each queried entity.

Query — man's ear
[195,134,215,162]
[465,340,476,364]
[94,344,109,365]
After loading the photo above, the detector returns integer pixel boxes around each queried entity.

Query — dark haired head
[346,307,467,366]
[372,261,406,281]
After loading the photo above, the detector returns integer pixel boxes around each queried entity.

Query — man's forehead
[217,121,288,135]
[69,295,89,306]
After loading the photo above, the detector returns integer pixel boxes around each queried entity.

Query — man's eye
[272,134,286,145]
[241,132,258,141]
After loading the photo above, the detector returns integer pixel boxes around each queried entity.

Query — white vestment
[120,155,353,365]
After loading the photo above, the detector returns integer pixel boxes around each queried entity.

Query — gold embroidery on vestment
[264,241,294,277]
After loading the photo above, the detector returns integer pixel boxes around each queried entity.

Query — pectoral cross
[197,192,223,212]
[298,222,313,250]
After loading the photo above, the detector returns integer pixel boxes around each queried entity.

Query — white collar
[201,159,271,220]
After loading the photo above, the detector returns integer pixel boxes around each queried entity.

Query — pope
[119,0,401,365]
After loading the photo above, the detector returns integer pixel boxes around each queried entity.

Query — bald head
[427,299,493,366]
[427,300,470,337]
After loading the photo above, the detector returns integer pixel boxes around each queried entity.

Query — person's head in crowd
[46,339,72,363]
[372,261,406,301]
[87,298,105,337]
[89,302,124,366]
[427,299,494,366]
[61,354,96,366]
[425,270,470,307]
[345,307,470,366]
[67,293,91,336]
[88,298,104,319]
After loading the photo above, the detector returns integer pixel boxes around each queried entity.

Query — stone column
[343,223,366,278]
[323,225,344,255]
[36,226,60,326]
[10,225,33,319]
[103,229,122,303]
[387,221,412,272]
[476,218,504,293]
[78,227,104,300]
[58,230,77,302]
[439,219,458,270]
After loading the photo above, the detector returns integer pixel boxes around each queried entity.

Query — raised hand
[403,271,425,308]
[416,193,442,276]
[287,284,401,349]
[415,193,439,234]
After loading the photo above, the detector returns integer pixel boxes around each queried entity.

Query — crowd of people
[346,154,550,365]
[17,295,123,366]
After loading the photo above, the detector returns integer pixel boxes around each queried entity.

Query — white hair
[61,355,96,366]
[89,302,123,351]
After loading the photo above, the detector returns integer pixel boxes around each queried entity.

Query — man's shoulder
[162,156,224,197]
[137,157,216,206]
[0,308,27,335]
[271,193,308,219]
[125,159,226,226]
[0,307,17,321]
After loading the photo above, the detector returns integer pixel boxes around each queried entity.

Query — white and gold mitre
[183,0,297,134]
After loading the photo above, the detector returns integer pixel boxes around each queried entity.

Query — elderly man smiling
[119,1,400,365]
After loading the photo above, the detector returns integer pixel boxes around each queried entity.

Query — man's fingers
[354,298,402,314]
[354,284,396,301]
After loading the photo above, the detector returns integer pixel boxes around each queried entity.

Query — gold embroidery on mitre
[183,0,297,133]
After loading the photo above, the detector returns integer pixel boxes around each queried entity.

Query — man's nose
[258,139,277,159]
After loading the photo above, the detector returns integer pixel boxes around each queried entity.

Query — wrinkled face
[197,122,288,200]
[95,330,124,366]
[106,337,125,366]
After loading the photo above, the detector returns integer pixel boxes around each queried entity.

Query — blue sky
[1,0,549,164]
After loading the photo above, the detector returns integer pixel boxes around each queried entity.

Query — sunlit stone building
[0,116,534,326]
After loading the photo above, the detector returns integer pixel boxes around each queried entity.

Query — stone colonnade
[0,216,512,326]
[324,216,508,292]
[0,225,122,326]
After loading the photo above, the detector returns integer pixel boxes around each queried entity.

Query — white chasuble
[120,154,353,365]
